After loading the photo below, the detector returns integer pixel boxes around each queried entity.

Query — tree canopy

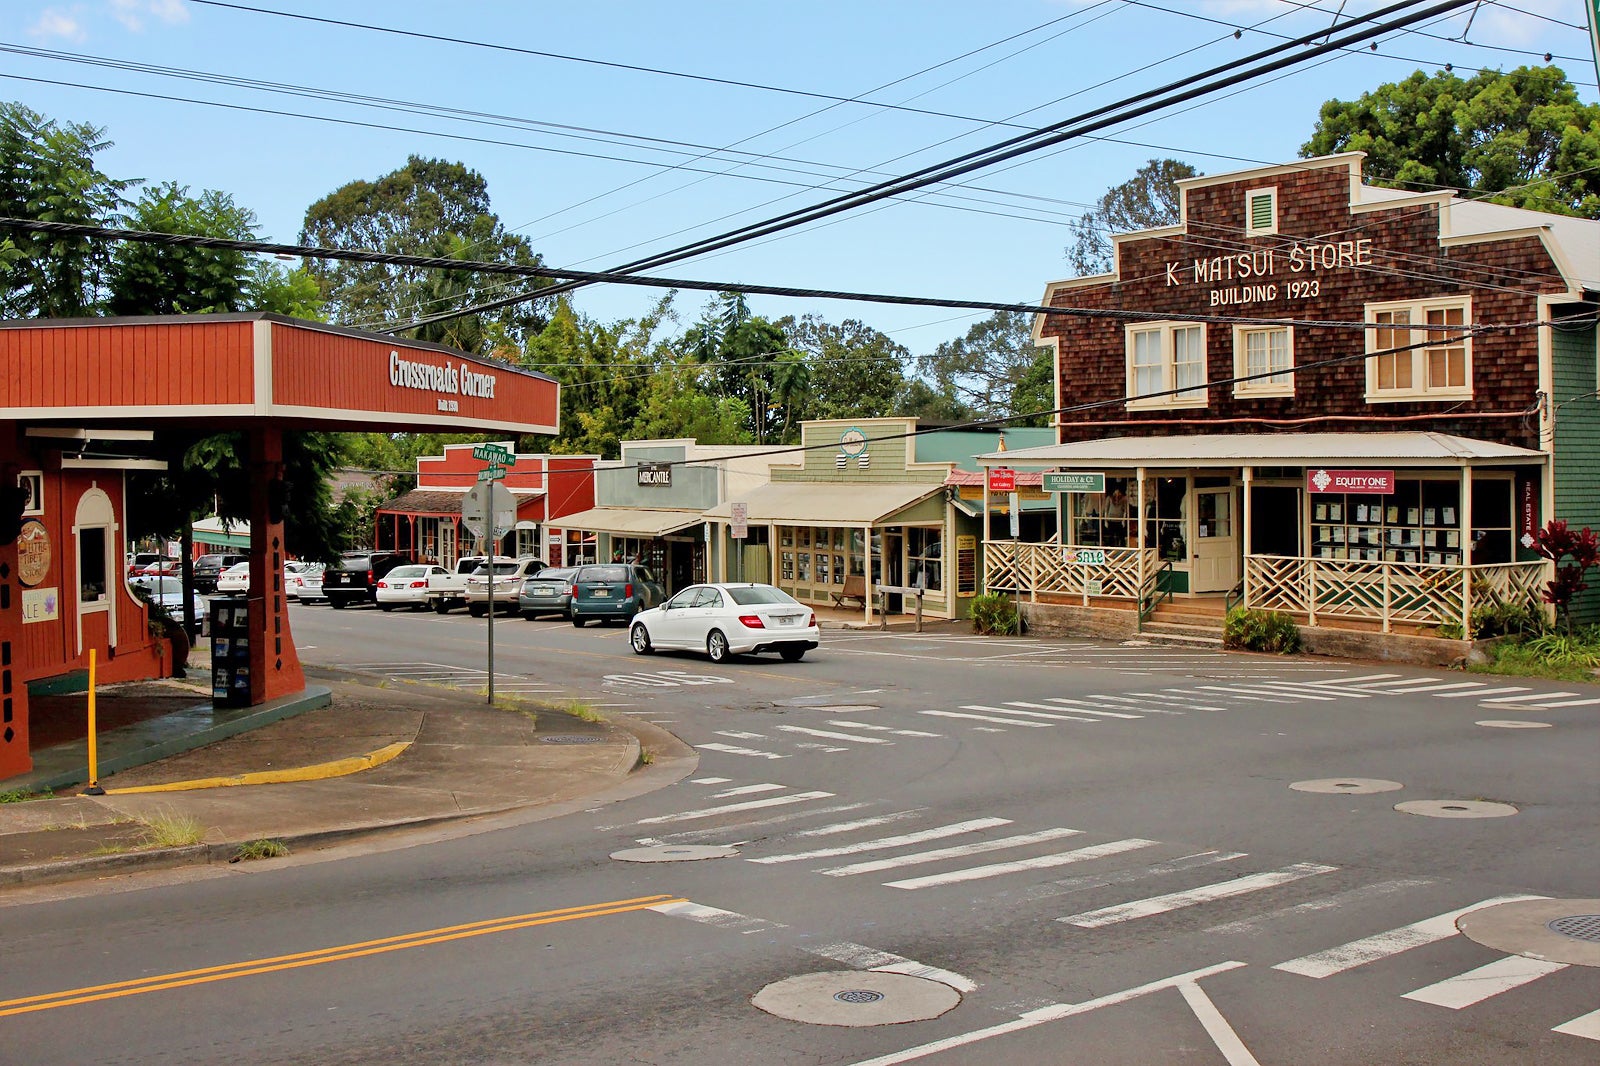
[915,311,1052,426]
[1065,158,1196,276]
[1302,65,1600,218]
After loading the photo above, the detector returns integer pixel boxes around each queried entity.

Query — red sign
[1306,468,1395,495]
[987,468,1016,493]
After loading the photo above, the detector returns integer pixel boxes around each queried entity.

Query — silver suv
[464,557,546,616]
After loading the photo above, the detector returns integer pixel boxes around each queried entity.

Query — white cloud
[110,0,190,32]
[29,7,88,41]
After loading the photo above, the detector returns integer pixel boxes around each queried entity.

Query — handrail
[1138,559,1174,625]
[1223,576,1246,613]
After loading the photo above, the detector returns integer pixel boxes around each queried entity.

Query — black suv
[324,551,412,608]
[193,553,247,593]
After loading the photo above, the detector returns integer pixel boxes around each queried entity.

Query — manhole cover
[752,971,959,1027]
[835,989,885,1004]
[540,734,603,744]
[1291,778,1403,795]
[611,844,739,863]
[1548,915,1600,943]
[1394,799,1518,819]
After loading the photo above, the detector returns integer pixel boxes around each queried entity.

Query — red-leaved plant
[1531,520,1599,635]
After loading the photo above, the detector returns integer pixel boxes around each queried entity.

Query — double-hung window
[1365,297,1472,401]
[1233,325,1294,397]
[1126,322,1207,409]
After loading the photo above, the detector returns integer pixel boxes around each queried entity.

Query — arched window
[73,485,119,653]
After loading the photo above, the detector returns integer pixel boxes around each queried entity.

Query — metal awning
[553,507,704,537]
[977,432,1546,469]
[703,481,943,525]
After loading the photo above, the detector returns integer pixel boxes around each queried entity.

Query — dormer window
[1245,187,1277,236]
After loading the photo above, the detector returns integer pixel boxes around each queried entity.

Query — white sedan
[629,583,818,664]
[215,561,251,592]
[285,561,325,602]
[376,564,449,611]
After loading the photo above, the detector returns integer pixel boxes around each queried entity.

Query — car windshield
[142,577,182,595]
[197,556,226,567]
[726,586,798,606]
[584,566,628,583]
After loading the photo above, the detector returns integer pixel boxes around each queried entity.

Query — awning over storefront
[977,432,1546,469]
[704,481,943,525]
[554,507,704,537]
[380,488,543,516]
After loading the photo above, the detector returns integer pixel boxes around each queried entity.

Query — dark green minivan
[570,564,665,626]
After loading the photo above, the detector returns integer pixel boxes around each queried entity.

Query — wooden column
[247,428,305,704]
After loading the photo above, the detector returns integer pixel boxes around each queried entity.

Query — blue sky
[8,1,1598,355]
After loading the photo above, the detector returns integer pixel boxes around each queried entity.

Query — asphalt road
[3,600,1597,1065]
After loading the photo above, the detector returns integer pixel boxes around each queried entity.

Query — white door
[1191,487,1239,593]
[439,523,457,568]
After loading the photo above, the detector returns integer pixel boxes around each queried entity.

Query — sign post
[463,476,516,703]
[730,502,748,582]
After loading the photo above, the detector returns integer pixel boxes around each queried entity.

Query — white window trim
[1232,324,1295,398]
[1245,186,1278,236]
[1125,322,1209,411]
[1364,296,1474,403]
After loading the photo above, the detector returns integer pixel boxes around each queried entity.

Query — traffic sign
[478,464,507,482]
[472,443,515,465]
[1042,472,1105,494]
[730,502,749,540]
[462,481,516,539]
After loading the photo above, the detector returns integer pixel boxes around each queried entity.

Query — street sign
[1042,472,1105,494]
[478,464,506,482]
[472,443,515,465]
[987,467,1016,493]
[730,502,749,539]
[461,481,516,539]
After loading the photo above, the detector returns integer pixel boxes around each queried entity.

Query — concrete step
[1138,620,1225,648]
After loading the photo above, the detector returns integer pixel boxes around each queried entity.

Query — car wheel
[629,624,653,655]
[779,646,806,662]
[432,599,450,614]
[468,604,486,618]
[329,598,346,609]
[521,609,538,621]
[707,629,734,664]
[571,616,586,628]
[380,604,394,612]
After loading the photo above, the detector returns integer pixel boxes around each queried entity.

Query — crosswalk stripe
[963,704,1101,724]
[1194,685,1306,703]
[1124,692,1228,711]
[713,784,786,798]
[1050,696,1187,716]
[1365,680,1484,693]
[775,724,894,744]
[1003,700,1142,720]
[789,811,926,839]
[922,710,1053,727]
[698,743,787,760]
[1433,686,1531,699]
[1204,879,1434,936]
[1553,1008,1600,1041]
[1255,681,1373,698]
[1059,863,1337,928]
[830,720,942,737]
[1535,695,1600,708]
[648,900,783,934]
[1273,894,1548,978]
[820,828,1084,877]
[807,941,977,993]
[1480,692,1575,704]
[1401,955,1569,1009]
[887,838,1160,891]
[659,802,874,843]
[1308,673,1404,686]
[715,730,767,740]
[749,817,1012,864]
[635,790,834,825]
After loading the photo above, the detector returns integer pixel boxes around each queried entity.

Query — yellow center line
[0,894,685,1017]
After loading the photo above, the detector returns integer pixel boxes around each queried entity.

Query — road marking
[887,838,1160,891]
[1553,1008,1600,1041]
[1254,681,1374,698]
[1194,685,1306,703]
[1433,685,1531,699]
[714,729,767,740]
[0,895,684,1018]
[775,724,894,744]
[1179,981,1262,1066]
[749,817,1013,864]
[648,900,783,934]
[1401,955,1569,1009]
[963,703,1101,724]
[921,709,1053,727]
[1004,699,1142,719]
[691,777,733,785]
[1480,691,1579,704]
[1535,694,1600,707]
[819,828,1084,877]
[1273,895,1548,978]
[1060,863,1337,927]
[830,720,943,737]
[697,742,787,760]
[712,783,786,798]
[844,962,1247,1066]
[653,802,875,843]
[1054,695,1189,715]
[635,791,833,824]
[1204,879,1434,935]
[789,810,926,838]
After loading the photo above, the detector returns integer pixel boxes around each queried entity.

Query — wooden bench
[831,574,867,608]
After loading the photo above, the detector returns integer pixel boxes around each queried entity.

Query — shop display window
[908,528,942,591]
[1308,477,1508,565]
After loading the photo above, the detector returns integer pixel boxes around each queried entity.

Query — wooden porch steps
[1139,597,1227,647]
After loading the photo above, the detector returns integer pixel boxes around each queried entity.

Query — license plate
[593,589,611,598]
[776,615,795,626]
[533,590,553,597]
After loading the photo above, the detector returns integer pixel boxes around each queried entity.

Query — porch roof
[378,487,543,517]
[553,506,704,537]
[976,432,1545,469]
[703,481,943,525]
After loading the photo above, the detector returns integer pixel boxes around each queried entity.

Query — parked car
[323,551,413,608]
[285,561,325,602]
[132,575,208,638]
[464,557,545,617]
[377,564,450,611]
[424,556,488,614]
[517,566,577,620]
[215,561,251,592]
[570,563,664,627]
[192,552,246,593]
[629,582,818,663]
[134,558,181,579]
[126,551,165,578]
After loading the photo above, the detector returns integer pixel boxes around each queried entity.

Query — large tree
[1065,158,1196,276]
[1303,65,1600,218]
[915,311,1052,426]
[300,156,547,350]
[684,293,793,444]
[777,314,909,426]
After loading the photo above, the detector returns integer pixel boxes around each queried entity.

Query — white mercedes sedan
[629,582,818,663]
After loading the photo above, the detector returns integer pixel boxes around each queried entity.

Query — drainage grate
[540,734,602,745]
[835,989,885,1004]
[1547,914,1600,943]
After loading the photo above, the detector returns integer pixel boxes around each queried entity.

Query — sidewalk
[0,669,695,890]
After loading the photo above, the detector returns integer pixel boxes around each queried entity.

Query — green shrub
[1470,625,1600,681]
[1468,600,1545,640]
[1222,606,1302,653]
[970,593,1021,636]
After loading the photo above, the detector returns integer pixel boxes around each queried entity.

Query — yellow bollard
[83,649,104,796]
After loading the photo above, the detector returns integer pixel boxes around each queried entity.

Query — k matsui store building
[982,152,1599,653]
[0,313,559,780]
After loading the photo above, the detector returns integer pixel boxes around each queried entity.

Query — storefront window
[1310,478,1472,565]
[1074,478,1134,548]
[908,527,942,591]
[1144,478,1188,561]
[849,529,866,577]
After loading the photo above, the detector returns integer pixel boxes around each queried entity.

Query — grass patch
[636,747,654,768]
[0,787,53,803]
[135,808,206,848]
[230,839,289,863]
[1466,626,1600,682]
[555,699,606,724]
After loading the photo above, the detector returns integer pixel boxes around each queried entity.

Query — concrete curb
[104,740,414,794]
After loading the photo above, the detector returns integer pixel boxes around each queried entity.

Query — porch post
[1461,465,1473,634]
[1136,465,1148,600]
[1241,466,1253,608]
[863,522,874,626]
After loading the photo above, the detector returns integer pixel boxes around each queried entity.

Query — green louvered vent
[1249,191,1275,233]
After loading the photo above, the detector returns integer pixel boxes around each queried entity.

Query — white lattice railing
[1244,555,1547,632]
[985,542,1156,605]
